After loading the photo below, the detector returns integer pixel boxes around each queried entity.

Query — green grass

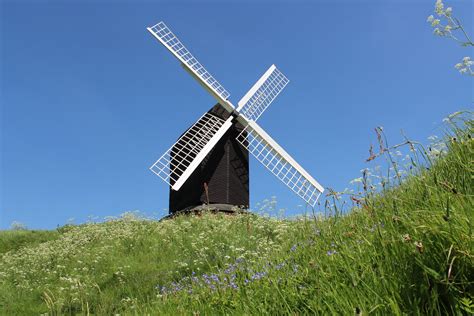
[0,230,59,255]
[0,115,472,315]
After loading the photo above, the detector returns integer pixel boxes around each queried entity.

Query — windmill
[147,21,324,215]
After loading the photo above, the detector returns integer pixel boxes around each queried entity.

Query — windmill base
[160,204,249,220]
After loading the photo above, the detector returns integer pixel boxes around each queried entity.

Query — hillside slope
[0,117,472,315]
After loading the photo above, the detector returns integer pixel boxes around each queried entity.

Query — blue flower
[275,262,285,270]
[210,274,219,282]
[251,271,267,280]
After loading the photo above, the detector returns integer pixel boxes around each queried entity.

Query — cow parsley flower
[431,19,440,27]
[445,7,452,16]
[435,0,444,15]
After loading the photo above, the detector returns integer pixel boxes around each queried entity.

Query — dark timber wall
[169,103,249,214]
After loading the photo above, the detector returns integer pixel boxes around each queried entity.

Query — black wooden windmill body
[147,22,324,215]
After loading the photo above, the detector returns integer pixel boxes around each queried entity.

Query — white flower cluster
[454,56,474,75]
[426,0,455,37]
[426,0,473,76]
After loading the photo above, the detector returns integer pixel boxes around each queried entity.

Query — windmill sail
[150,112,233,191]
[236,121,324,206]
[147,22,233,111]
[236,65,289,121]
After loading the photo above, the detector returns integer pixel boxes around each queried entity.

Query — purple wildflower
[251,271,267,280]
[275,262,286,270]
[293,264,299,272]
[210,274,219,282]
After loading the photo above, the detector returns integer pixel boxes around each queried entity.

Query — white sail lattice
[148,22,231,105]
[237,65,289,121]
[237,121,324,206]
[150,112,230,189]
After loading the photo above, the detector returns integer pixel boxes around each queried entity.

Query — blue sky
[1,0,472,229]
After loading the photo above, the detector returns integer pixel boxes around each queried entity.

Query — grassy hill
[1,115,472,315]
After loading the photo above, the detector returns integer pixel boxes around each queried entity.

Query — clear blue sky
[1,0,472,229]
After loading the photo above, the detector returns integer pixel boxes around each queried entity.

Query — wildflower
[444,25,452,32]
[414,241,424,253]
[275,262,286,270]
[402,234,411,242]
[250,271,267,280]
[433,28,443,36]
[462,56,473,65]
[210,274,219,282]
[326,250,337,256]
[351,196,362,204]
[426,15,434,23]
[431,19,440,27]
[435,0,444,15]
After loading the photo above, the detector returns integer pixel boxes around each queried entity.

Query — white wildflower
[455,63,463,69]
[445,7,452,16]
[427,15,434,23]
[431,19,440,27]
[444,25,452,32]
[435,0,444,15]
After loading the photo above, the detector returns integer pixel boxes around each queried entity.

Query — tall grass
[0,114,472,315]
